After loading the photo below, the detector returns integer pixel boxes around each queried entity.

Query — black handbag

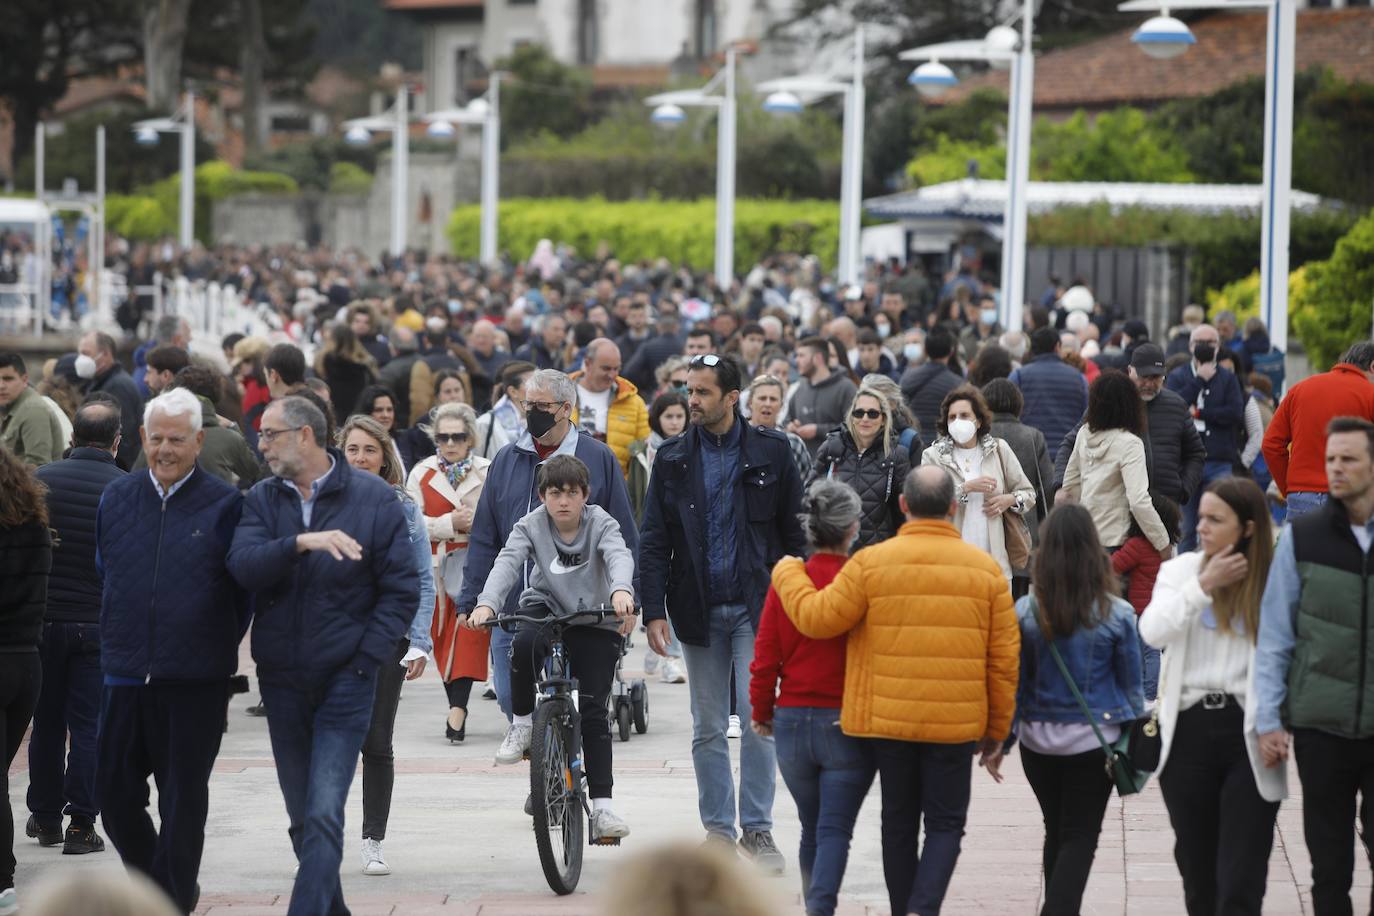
[1030,598,1153,796]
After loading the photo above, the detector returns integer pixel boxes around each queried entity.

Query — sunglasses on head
[690,354,721,368]
[851,408,882,421]
[434,432,469,445]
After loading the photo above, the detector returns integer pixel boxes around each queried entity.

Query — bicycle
[482,604,628,895]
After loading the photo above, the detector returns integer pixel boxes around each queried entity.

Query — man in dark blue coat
[1010,327,1090,455]
[639,353,805,872]
[94,388,246,913]
[28,402,125,856]
[456,369,638,718]
[1166,323,1245,550]
[227,395,417,916]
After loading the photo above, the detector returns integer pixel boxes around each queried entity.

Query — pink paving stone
[197,894,282,906]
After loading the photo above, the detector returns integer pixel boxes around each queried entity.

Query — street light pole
[1260,0,1295,354]
[391,83,409,259]
[1006,0,1035,332]
[837,26,866,287]
[714,46,737,292]
[96,125,106,315]
[179,88,196,251]
[480,72,501,266]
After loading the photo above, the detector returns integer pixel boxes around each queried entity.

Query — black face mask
[526,406,559,439]
[1193,342,1216,364]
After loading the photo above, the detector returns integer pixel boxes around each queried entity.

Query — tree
[1291,208,1374,370]
[143,0,193,112]
[0,0,141,178]
[239,0,267,155]
[495,45,593,145]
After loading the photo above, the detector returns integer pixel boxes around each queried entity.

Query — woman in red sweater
[750,479,874,916]
[1111,492,1180,702]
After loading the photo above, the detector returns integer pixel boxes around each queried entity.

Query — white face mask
[74,354,98,379]
[424,316,447,334]
[875,321,891,340]
[903,342,923,362]
[948,418,978,445]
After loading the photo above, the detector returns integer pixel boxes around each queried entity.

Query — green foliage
[135,160,297,242]
[105,194,173,241]
[329,161,372,194]
[447,198,839,273]
[495,45,594,145]
[305,0,421,71]
[243,136,377,191]
[906,135,1006,185]
[1028,204,1358,302]
[1291,208,1374,370]
[1031,109,1194,182]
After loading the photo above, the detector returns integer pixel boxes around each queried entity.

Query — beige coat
[921,434,1036,580]
[405,454,491,567]
[1061,427,1169,551]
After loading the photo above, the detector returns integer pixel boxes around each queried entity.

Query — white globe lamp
[651,103,687,127]
[1131,12,1196,60]
[426,120,456,139]
[344,126,372,146]
[908,60,959,99]
[762,91,804,116]
[465,97,490,118]
[134,127,160,147]
[985,25,1019,69]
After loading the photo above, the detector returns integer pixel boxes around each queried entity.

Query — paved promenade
[9,640,1362,915]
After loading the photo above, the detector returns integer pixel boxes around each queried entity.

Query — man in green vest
[1255,415,1374,916]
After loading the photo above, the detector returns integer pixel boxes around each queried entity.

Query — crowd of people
[2,237,1374,916]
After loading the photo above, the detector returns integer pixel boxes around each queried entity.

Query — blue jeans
[774,707,876,916]
[1284,491,1327,524]
[679,602,776,839]
[1181,460,1235,552]
[871,738,975,916]
[262,667,378,916]
[1142,643,1161,703]
[490,624,514,722]
[27,621,102,824]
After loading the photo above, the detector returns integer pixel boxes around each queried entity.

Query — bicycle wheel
[530,698,584,894]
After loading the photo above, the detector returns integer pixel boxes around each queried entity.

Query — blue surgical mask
[903,342,923,362]
[981,308,999,326]
[875,321,891,339]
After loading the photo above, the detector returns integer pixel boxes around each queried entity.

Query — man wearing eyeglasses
[455,368,639,719]
[640,353,806,872]
[227,395,419,916]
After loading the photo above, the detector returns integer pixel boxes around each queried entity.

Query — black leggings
[1020,746,1114,916]
[444,678,475,710]
[508,618,620,799]
[2,653,41,891]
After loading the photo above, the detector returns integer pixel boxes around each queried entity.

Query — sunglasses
[690,354,722,368]
[434,432,469,445]
[851,409,882,420]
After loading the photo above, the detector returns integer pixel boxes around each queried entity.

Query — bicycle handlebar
[477,605,638,631]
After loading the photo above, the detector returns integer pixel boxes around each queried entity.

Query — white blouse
[1178,613,1253,710]
[953,445,990,551]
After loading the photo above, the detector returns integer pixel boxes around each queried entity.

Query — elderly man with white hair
[94,387,248,913]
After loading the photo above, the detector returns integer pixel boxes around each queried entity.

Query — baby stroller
[610,631,648,741]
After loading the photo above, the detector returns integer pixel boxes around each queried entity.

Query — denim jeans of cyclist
[27,621,102,825]
[490,624,514,722]
[774,707,876,916]
[679,602,776,839]
[1284,491,1328,525]
[262,666,377,916]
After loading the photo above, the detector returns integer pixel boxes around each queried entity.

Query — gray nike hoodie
[476,503,636,632]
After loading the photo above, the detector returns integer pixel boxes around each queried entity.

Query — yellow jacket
[770,519,1020,743]
[569,372,650,479]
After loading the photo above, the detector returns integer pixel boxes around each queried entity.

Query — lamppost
[759,25,866,286]
[646,45,738,291]
[424,72,502,266]
[344,83,412,258]
[133,87,196,251]
[1119,0,1295,354]
[901,1,1036,332]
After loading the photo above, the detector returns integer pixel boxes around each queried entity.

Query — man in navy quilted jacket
[228,395,417,916]
[94,387,247,914]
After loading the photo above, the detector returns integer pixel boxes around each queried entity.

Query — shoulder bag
[1029,597,1151,796]
[994,441,1033,569]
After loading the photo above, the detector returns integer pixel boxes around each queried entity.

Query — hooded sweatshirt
[476,503,635,633]
[787,370,858,456]
[1061,426,1170,551]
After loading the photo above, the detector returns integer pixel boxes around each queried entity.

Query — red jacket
[749,553,848,723]
[1262,363,1374,495]
[1112,535,1163,616]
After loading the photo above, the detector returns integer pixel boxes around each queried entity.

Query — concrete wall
[212,195,319,247]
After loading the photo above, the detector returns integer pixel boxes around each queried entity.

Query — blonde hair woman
[404,401,491,742]
[807,383,910,549]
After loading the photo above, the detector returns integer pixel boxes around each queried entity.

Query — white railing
[0,282,42,336]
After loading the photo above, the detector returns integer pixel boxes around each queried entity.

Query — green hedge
[103,160,299,242]
[106,194,175,241]
[447,197,840,273]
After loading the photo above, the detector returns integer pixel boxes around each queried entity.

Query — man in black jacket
[639,353,805,872]
[28,403,125,856]
[621,314,684,396]
[77,331,143,469]
[900,326,962,437]
[1052,344,1205,508]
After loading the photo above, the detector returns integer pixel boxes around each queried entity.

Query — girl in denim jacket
[987,504,1145,916]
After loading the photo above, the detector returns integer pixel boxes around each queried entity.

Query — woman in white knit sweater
[1140,476,1286,915]
[1059,371,1170,553]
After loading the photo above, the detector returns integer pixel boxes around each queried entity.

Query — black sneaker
[25,815,62,848]
[739,829,785,875]
[245,700,267,717]
[62,820,106,855]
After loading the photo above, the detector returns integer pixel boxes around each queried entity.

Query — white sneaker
[643,651,659,675]
[361,838,390,876]
[0,887,18,916]
[590,807,630,839]
[727,714,742,739]
[660,657,686,684]
[495,722,533,764]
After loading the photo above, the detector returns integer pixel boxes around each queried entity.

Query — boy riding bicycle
[465,454,637,839]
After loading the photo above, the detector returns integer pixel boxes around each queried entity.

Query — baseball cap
[1122,319,1149,342]
[1129,343,1166,377]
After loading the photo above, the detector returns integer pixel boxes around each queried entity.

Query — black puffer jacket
[1052,387,1205,505]
[900,361,963,438]
[37,448,126,623]
[0,519,52,650]
[808,427,911,549]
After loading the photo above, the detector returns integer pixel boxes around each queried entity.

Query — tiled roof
[384,0,481,9]
[864,178,1328,221]
[590,64,672,89]
[930,8,1374,110]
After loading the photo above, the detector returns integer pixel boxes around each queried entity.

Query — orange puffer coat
[770,518,1020,743]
